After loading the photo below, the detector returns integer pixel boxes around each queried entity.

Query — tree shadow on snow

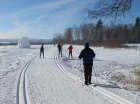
[39,57,59,59]
[94,58,104,62]
[62,56,70,62]
[91,83,121,89]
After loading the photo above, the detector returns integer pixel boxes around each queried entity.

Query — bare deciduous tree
[86,0,132,22]
[73,26,81,41]
[53,33,63,44]
[63,28,73,44]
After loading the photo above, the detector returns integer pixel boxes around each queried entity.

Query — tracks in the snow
[54,53,134,104]
[0,52,15,58]
[16,53,38,104]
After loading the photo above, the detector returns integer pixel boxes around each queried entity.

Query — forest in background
[53,17,140,47]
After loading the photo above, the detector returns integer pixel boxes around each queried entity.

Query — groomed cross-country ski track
[14,47,134,104]
[54,52,133,104]
[16,53,39,104]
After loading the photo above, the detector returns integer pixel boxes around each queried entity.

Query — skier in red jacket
[68,45,73,59]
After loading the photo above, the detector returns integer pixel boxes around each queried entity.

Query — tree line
[53,17,140,46]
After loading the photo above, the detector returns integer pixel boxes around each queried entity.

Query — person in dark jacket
[57,42,62,57]
[40,44,44,58]
[79,43,95,85]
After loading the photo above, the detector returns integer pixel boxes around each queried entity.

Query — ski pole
[80,59,84,85]
[80,59,82,79]
[93,63,98,84]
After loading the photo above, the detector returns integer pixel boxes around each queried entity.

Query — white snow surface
[0,44,140,104]
[17,37,30,48]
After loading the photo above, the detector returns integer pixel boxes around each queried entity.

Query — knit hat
[85,43,89,48]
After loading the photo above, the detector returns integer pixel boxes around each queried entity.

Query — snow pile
[17,37,30,48]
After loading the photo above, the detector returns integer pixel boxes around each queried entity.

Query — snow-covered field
[0,44,140,104]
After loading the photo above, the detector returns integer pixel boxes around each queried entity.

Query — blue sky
[0,0,139,39]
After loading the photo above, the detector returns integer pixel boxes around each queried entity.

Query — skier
[68,45,73,59]
[57,42,62,57]
[78,43,96,85]
[40,44,44,58]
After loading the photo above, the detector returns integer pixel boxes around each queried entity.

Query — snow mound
[17,37,30,48]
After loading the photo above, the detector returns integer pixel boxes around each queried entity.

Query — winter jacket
[57,44,62,50]
[68,45,73,53]
[79,48,95,65]
[40,46,44,52]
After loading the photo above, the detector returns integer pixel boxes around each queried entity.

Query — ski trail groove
[54,53,134,104]
[16,53,39,104]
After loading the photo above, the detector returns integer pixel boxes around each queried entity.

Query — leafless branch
[85,0,132,22]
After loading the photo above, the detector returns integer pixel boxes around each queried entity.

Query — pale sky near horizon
[0,0,139,39]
